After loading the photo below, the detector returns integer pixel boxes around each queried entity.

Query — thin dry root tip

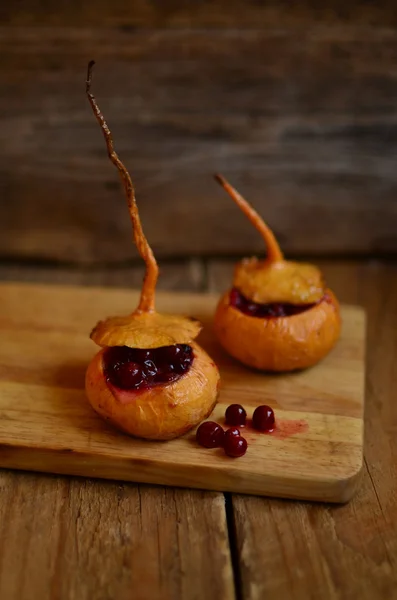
[85,61,159,313]
[214,173,233,194]
[86,60,95,93]
[214,173,225,186]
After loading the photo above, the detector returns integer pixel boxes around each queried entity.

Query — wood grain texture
[3,1,397,28]
[0,259,205,291]
[0,265,234,600]
[1,10,397,262]
[209,259,397,600]
[0,282,364,502]
[0,472,234,600]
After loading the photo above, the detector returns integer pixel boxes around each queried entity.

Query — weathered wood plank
[0,259,205,291]
[3,1,397,28]
[0,474,234,600]
[209,259,397,599]
[1,21,397,262]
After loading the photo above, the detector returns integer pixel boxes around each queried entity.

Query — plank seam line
[224,493,243,600]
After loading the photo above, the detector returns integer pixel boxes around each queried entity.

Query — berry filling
[229,287,322,318]
[104,344,194,391]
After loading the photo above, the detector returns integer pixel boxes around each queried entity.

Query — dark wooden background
[1,0,397,266]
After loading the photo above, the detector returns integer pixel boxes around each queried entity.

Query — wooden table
[0,258,395,600]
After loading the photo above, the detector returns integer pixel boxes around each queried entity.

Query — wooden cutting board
[0,282,366,503]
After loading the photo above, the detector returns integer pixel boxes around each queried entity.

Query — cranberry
[112,361,144,389]
[133,349,152,362]
[157,344,193,375]
[143,359,157,378]
[224,428,241,444]
[173,347,193,374]
[156,364,176,383]
[225,404,247,427]
[160,344,190,363]
[173,360,189,375]
[161,345,183,363]
[252,405,275,432]
[224,435,247,458]
[196,422,225,448]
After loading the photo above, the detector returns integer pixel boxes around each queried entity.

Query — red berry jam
[225,404,247,427]
[196,422,225,448]
[111,361,144,388]
[252,405,275,432]
[104,344,194,391]
[224,435,248,458]
[229,287,318,318]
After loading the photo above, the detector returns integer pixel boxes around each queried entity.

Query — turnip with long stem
[85,62,220,440]
[213,174,341,372]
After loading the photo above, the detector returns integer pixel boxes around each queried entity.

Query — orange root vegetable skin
[214,290,341,372]
[213,174,342,372]
[86,343,219,440]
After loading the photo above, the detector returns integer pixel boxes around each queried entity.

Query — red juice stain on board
[271,419,308,440]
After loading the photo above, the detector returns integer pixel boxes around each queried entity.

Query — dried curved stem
[214,173,283,263]
[86,61,159,313]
